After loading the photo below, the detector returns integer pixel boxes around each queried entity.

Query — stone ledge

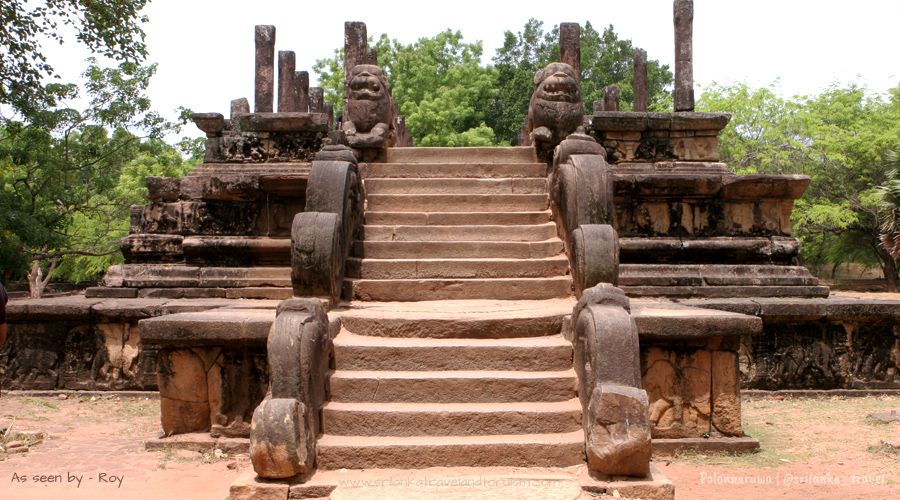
[140,307,276,347]
[231,111,330,132]
[652,436,760,455]
[144,432,248,454]
[592,111,731,132]
[7,295,240,322]
[680,297,900,324]
[631,301,762,339]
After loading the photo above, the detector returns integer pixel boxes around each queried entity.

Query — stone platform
[229,464,675,500]
[138,298,761,456]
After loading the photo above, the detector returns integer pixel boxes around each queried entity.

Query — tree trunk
[26,257,58,299]
[875,245,898,292]
[884,257,898,292]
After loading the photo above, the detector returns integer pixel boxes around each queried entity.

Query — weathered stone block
[643,346,711,438]
[121,234,184,263]
[146,177,181,202]
[711,350,742,436]
[672,136,719,161]
[157,349,214,435]
[586,384,651,477]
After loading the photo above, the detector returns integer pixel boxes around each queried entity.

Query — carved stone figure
[342,64,394,150]
[526,62,583,156]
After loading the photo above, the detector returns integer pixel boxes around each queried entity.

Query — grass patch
[22,397,59,410]
[867,441,900,457]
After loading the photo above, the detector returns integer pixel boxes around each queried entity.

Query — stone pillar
[633,49,648,112]
[309,87,324,113]
[295,71,310,112]
[324,102,334,130]
[673,0,694,111]
[344,22,367,86]
[278,51,297,112]
[363,48,378,65]
[231,98,250,118]
[603,86,620,112]
[254,25,276,113]
[559,22,581,78]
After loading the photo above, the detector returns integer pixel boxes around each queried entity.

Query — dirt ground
[663,394,900,499]
[0,393,898,499]
[0,394,241,499]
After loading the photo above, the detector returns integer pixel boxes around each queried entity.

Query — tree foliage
[697,83,900,288]
[0,0,149,115]
[0,60,195,296]
[314,21,672,146]
[488,19,673,144]
[315,31,498,146]
[877,150,900,260]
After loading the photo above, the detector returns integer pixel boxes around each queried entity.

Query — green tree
[876,150,900,262]
[0,0,149,115]
[0,60,190,296]
[315,30,498,146]
[698,83,900,289]
[488,19,674,144]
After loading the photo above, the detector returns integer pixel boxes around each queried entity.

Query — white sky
[40,0,900,136]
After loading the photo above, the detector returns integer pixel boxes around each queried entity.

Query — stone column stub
[674,0,694,111]
[296,71,310,113]
[231,98,250,118]
[254,25,276,113]
[309,87,325,113]
[559,22,581,79]
[278,51,297,112]
[603,86,620,112]
[344,21,368,87]
[633,48,648,112]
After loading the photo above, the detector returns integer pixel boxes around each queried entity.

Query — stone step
[364,211,552,226]
[329,369,577,403]
[622,284,831,298]
[360,223,557,242]
[619,264,820,286]
[322,399,582,436]
[385,146,538,164]
[345,276,572,301]
[353,239,565,259]
[334,298,571,339]
[317,431,584,469]
[333,331,573,370]
[346,256,569,279]
[366,194,549,212]
[363,163,546,179]
[364,178,548,195]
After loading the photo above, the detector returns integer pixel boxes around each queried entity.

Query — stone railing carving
[549,134,617,294]
[250,298,335,479]
[550,134,651,477]
[569,284,651,477]
[290,145,363,304]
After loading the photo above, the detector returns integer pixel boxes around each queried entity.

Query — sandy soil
[0,393,898,499]
[0,394,245,499]
[662,395,900,500]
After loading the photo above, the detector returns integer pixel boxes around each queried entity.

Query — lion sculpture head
[526,62,583,152]
[342,64,394,149]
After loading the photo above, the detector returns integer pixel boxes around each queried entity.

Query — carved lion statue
[342,64,395,149]
[526,62,583,151]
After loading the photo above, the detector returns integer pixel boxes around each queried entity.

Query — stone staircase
[320,299,583,469]
[345,147,573,301]
[320,147,582,470]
